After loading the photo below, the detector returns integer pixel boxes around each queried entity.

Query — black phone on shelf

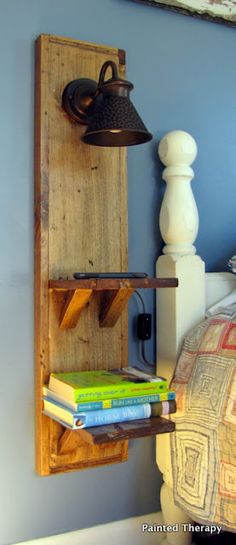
[73,272,148,279]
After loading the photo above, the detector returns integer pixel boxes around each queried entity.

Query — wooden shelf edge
[58,417,175,451]
[49,277,178,291]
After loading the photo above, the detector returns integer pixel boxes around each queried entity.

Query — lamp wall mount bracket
[62,78,98,124]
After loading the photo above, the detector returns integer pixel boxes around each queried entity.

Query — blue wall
[0,1,236,543]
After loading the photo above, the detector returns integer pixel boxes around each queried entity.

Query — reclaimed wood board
[34,34,128,475]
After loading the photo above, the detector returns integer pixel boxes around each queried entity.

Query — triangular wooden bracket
[59,289,93,329]
[99,287,134,327]
[58,428,86,454]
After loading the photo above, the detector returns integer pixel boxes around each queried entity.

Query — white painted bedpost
[156,131,205,545]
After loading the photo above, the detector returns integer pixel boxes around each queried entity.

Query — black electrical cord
[134,290,155,369]
[134,289,146,313]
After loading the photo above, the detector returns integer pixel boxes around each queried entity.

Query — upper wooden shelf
[49,277,178,291]
[49,277,178,329]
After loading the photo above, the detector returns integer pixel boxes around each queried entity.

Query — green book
[49,367,168,403]
[42,385,176,411]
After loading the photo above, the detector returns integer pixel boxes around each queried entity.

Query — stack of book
[42,367,176,430]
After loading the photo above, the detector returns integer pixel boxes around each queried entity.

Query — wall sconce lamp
[62,60,152,146]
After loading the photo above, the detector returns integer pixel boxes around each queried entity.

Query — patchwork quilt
[170,305,236,531]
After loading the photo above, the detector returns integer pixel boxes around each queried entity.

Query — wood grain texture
[35,34,128,475]
[59,289,93,329]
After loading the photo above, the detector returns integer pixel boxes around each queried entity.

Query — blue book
[42,386,175,411]
[43,398,151,429]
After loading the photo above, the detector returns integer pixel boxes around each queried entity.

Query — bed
[156,130,236,545]
[20,130,235,545]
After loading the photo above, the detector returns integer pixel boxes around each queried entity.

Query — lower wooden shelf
[58,417,175,453]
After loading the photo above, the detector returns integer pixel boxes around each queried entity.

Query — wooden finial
[158,130,199,256]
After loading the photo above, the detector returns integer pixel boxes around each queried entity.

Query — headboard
[155,131,236,545]
[156,131,236,383]
[205,272,236,308]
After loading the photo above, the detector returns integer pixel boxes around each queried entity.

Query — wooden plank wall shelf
[34,34,178,476]
[49,277,178,329]
[58,417,175,454]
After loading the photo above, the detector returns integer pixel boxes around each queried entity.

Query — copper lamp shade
[62,60,152,147]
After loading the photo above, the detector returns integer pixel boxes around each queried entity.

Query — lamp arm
[97,60,119,88]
